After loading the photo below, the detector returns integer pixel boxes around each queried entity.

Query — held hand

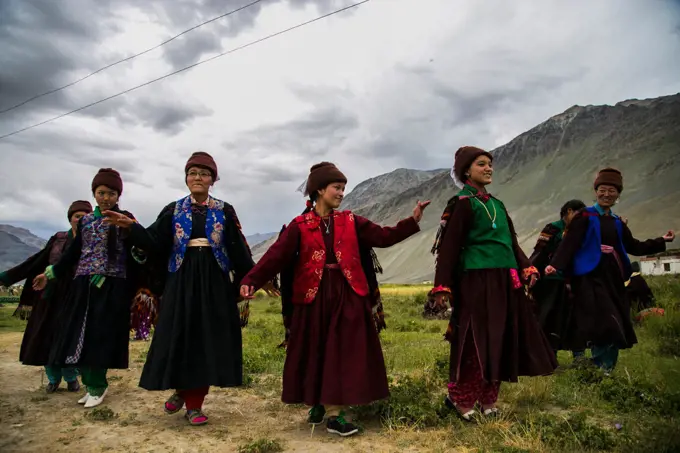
[240,285,255,299]
[663,230,675,242]
[413,200,431,223]
[262,281,281,297]
[528,273,538,289]
[434,292,448,308]
[544,265,557,276]
[32,274,47,291]
[102,210,134,228]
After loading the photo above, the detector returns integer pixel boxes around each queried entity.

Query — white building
[640,253,680,276]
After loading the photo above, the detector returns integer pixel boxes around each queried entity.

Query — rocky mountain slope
[250,168,445,260]
[340,168,444,212]
[254,93,680,282]
[0,225,46,275]
[245,232,277,247]
[5,94,679,283]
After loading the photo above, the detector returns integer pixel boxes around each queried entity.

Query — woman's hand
[413,200,431,223]
[544,265,557,276]
[663,230,675,242]
[240,285,255,299]
[262,281,280,297]
[527,273,538,288]
[32,274,47,291]
[102,210,134,228]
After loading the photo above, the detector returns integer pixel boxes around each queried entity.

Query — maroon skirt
[282,266,389,406]
[449,269,557,383]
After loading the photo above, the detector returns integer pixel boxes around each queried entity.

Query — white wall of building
[640,257,680,276]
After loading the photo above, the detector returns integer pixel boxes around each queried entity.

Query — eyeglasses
[187,171,212,179]
[596,189,619,196]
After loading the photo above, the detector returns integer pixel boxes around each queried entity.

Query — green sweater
[459,185,518,270]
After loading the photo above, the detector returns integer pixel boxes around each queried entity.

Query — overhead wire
[0,0,370,141]
[0,0,267,115]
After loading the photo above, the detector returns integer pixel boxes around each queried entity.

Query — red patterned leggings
[448,334,500,408]
[178,386,209,410]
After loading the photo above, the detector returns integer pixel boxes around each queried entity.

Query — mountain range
[0,225,47,278]
[3,94,679,283]
[253,93,680,282]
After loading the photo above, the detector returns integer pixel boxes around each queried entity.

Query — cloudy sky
[1,0,679,239]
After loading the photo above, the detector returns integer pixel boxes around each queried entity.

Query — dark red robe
[242,210,419,406]
[434,198,557,384]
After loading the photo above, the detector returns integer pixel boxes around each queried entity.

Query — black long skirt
[282,267,389,406]
[532,278,571,351]
[562,254,636,350]
[49,275,131,369]
[139,247,243,391]
[20,278,72,366]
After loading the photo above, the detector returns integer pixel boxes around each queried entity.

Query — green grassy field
[1,277,679,452]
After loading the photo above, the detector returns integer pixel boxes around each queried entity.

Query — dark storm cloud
[224,106,359,168]
[0,0,121,113]
[0,0,219,138]
[0,0,354,139]
[155,0,264,69]
[114,97,214,135]
[154,0,354,70]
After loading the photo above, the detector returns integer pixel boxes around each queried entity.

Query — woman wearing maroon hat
[431,146,557,421]
[239,162,430,437]
[545,168,674,373]
[35,168,141,408]
[104,151,257,426]
[0,200,92,393]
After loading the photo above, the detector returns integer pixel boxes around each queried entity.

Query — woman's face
[318,182,346,209]
[595,184,620,208]
[93,185,119,210]
[467,155,493,186]
[69,211,88,232]
[185,166,213,196]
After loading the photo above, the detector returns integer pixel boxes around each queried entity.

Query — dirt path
[0,333,447,453]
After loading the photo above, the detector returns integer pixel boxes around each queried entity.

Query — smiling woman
[35,168,143,409]
[432,146,557,422]
[238,161,430,438]
[103,151,263,427]
[546,167,675,374]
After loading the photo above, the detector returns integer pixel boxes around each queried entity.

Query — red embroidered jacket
[241,210,420,304]
[296,210,368,303]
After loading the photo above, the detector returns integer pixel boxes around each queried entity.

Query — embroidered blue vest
[572,206,631,278]
[169,195,231,273]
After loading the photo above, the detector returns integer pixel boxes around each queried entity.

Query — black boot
[46,381,60,393]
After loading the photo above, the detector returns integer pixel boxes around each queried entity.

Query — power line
[0,0,266,115]
[0,0,370,141]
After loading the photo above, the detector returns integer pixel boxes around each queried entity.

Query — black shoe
[326,413,359,437]
[67,380,80,392]
[307,405,325,425]
[46,382,60,393]
[442,396,476,422]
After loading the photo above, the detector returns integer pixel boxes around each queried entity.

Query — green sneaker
[326,411,359,437]
[307,405,325,425]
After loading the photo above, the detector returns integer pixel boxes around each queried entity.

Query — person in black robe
[529,199,586,359]
[547,168,674,373]
[0,200,92,393]
[104,152,257,426]
[626,261,655,313]
[35,169,143,408]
